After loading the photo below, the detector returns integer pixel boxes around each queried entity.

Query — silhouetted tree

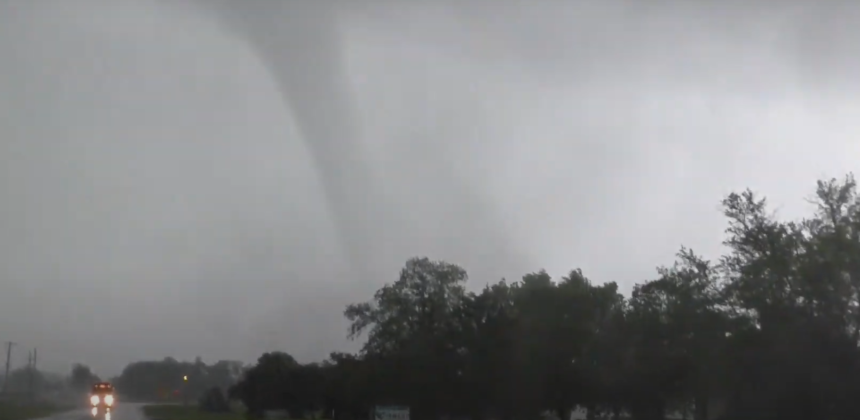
[69,364,100,391]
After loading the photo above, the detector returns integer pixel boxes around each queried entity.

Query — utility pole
[27,350,33,399]
[2,342,14,394]
[27,349,37,399]
[182,375,189,406]
[32,349,37,399]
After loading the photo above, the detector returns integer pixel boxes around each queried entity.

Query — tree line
[1,362,103,398]
[0,358,244,403]
[111,357,244,401]
[225,174,860,420]
[16,175,860,420]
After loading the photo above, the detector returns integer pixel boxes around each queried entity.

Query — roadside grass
[0,400,70,420]
[143,404,245,420]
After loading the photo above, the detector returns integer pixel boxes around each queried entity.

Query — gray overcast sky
[1,0,859,376]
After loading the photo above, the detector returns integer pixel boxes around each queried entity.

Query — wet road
[36,403,148,420]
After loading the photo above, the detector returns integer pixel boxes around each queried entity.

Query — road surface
[35,403,148,420]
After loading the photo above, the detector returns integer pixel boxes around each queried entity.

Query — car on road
[89,382,115,412]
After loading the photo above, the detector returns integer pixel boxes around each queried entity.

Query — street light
[182,376,189,406]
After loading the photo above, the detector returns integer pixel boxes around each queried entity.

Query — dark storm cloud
[1,0,859,375]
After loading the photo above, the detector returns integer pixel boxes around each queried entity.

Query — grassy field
[142,404,245,420]
[0,400,71,420]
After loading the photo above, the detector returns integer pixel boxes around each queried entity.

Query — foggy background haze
[0,0,859,376]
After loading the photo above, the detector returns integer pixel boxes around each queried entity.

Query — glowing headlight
[104,395,114,406]
[90,395,100,406]
[91,407,98,416]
